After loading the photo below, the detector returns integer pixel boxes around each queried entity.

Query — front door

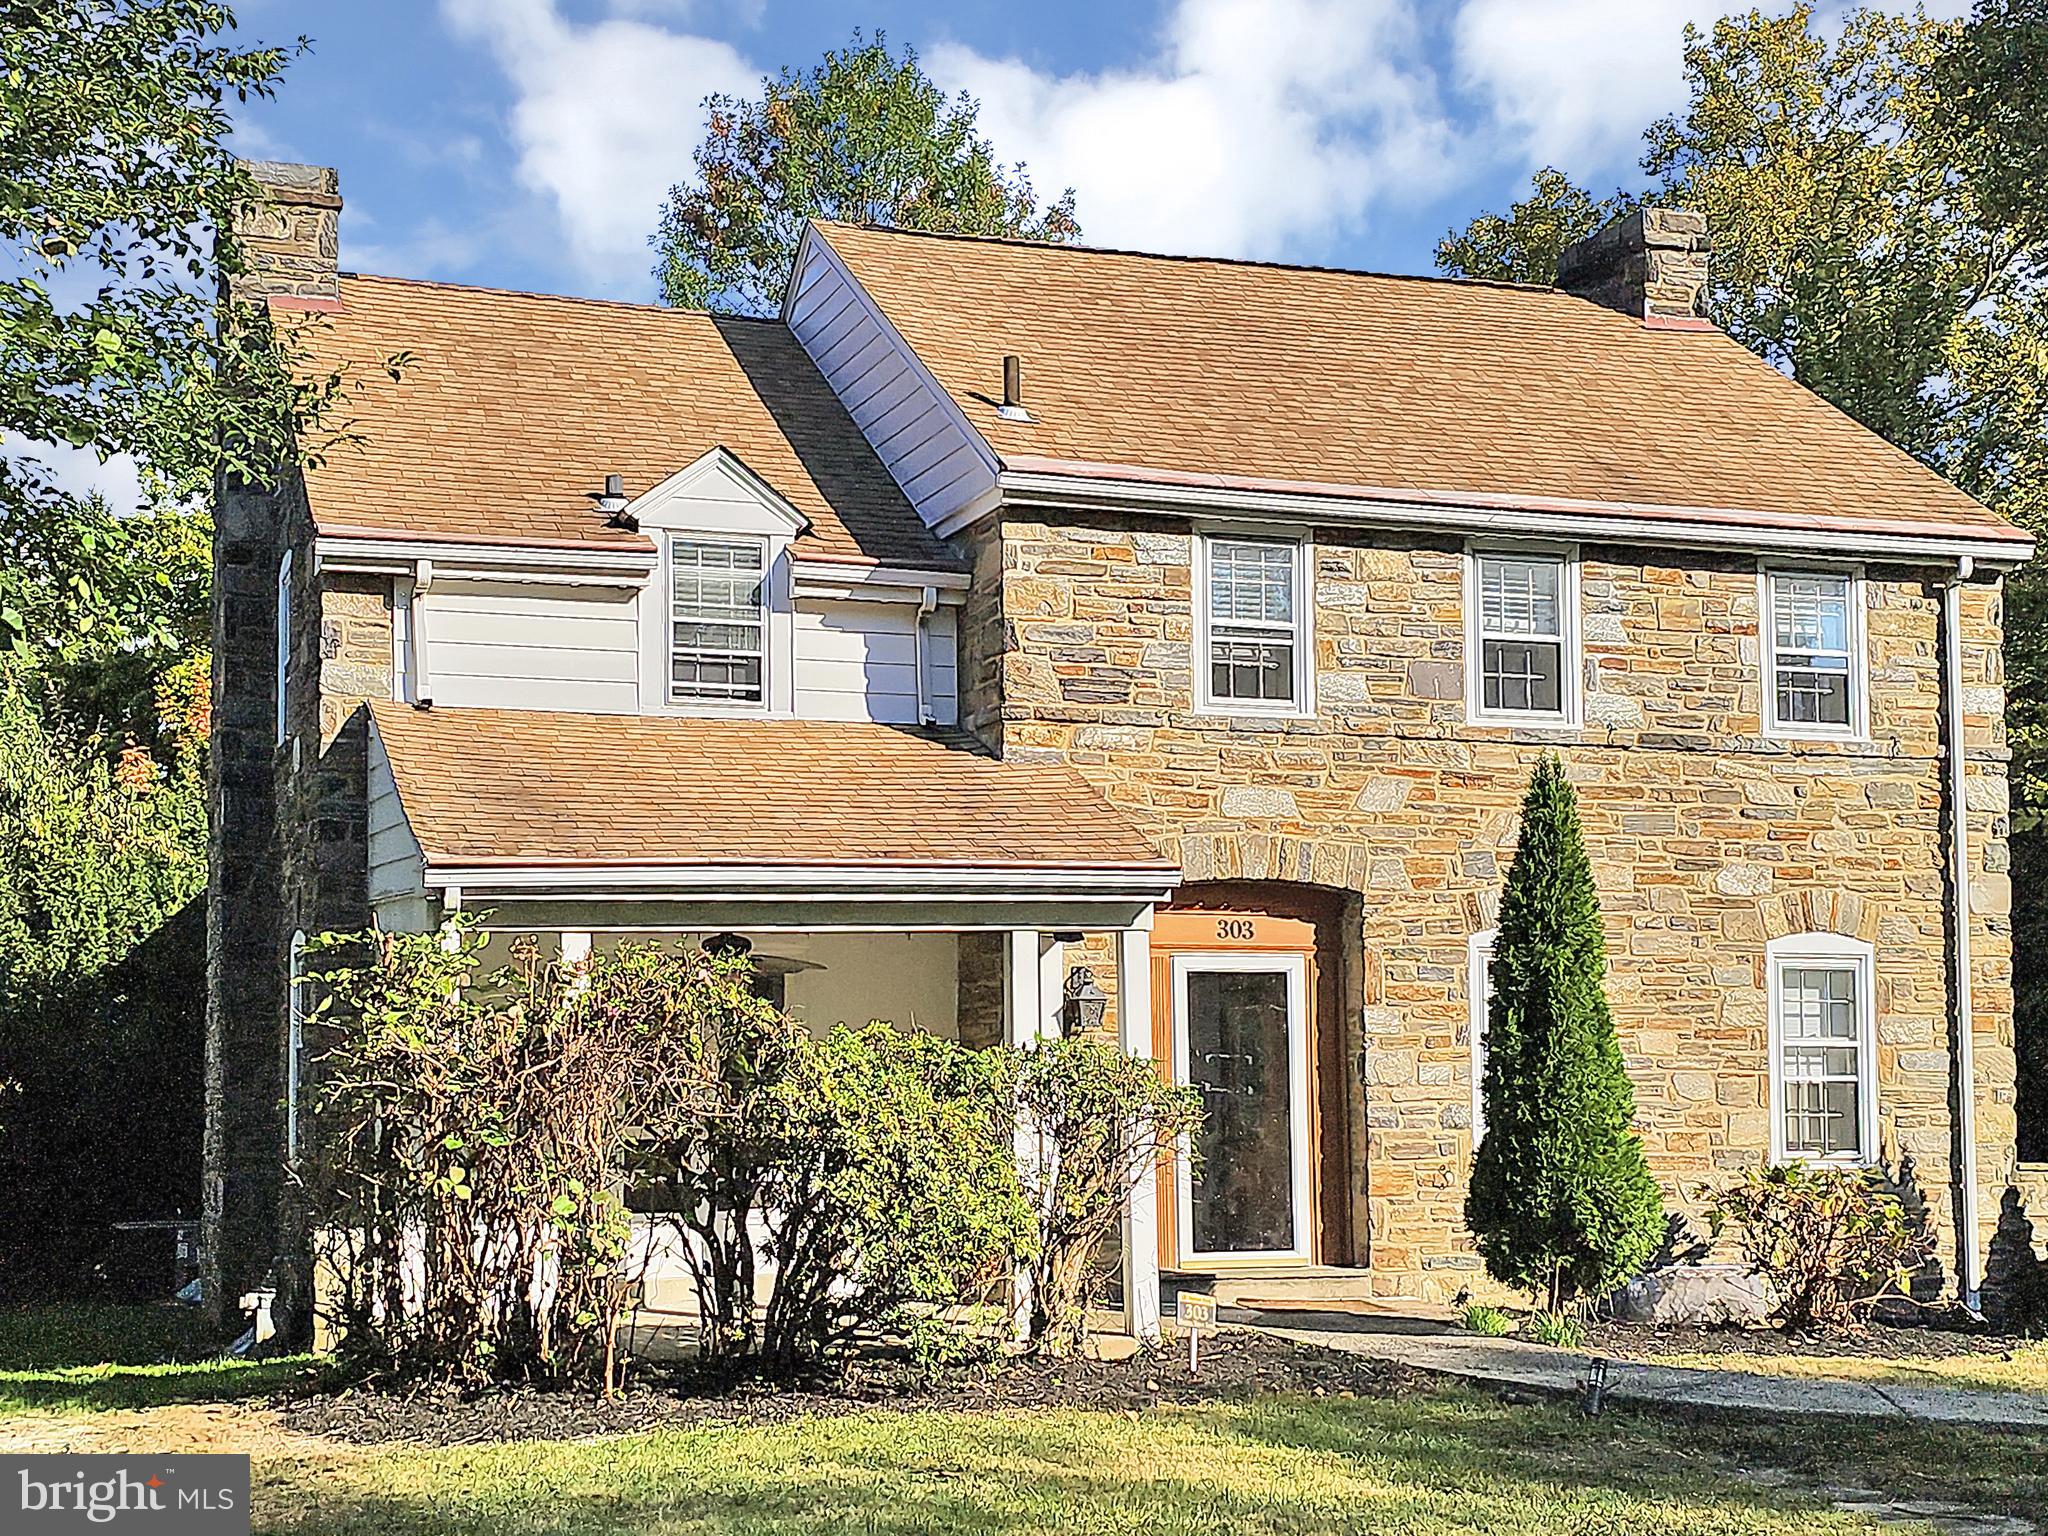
[1169,951,1311,1262]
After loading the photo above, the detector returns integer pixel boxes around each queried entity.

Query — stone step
[1169,1266,1397,1309]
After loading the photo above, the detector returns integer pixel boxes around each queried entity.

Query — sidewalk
[1244,1309,2048,1429]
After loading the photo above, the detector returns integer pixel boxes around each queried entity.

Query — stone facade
[966,510,2017,1302]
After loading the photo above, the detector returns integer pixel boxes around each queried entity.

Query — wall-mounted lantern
[1061,966,1109,1037]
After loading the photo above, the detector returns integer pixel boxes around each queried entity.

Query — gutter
[1944,558,1981,1309]
[991,463,2035,569]
[913,583,939,726]
[410,559,434,708]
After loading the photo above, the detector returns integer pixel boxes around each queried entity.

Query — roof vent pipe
[596,472,634,527]
[998,354,1031,421]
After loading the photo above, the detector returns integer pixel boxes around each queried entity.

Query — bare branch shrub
[1704,1164,1936,1331]
[1015,1036,1202,1353]
[305,924,731,1386]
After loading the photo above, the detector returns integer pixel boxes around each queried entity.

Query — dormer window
[670,536,766,705]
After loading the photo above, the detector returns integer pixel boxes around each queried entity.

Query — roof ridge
[337,270,793,325]
[812,218,1562,298]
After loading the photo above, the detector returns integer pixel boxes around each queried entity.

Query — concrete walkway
[1243,1309,2048,1430]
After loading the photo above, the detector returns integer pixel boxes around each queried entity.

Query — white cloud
[439,0,760,289]
[929,0,1459,260]
[1451,0,1717,173]
[1454,0,1981,176]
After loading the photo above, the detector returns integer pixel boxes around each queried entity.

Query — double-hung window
[1768,936,1876,1164]
[1471,549,1573,722]
[1201,535,1307,711]
[1763,569,1862,735]
[670,537,766,706]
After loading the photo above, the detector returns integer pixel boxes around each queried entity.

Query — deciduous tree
[652,32,1078,315]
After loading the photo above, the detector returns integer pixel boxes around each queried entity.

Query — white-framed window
[1766,932,1878,1165]
[1197,533,1311,714]
[276,548,293,746]
[1761,567,1865,737]
[286,929,307,1161]
[1469,929,1496,1147]
[1467,546,1578,724]
[669,536,767,706]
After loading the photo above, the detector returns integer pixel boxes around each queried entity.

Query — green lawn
[0,1302,313,1414]
[249,1394,2048,1536]
[3,1306,2042,1533]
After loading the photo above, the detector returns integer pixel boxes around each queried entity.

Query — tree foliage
[1938,0,2048,244]
[652,31,1079,315]
[0,678,207,1297]
[1465,756,1664,1309]
[1436,167,1634,286]
[1,1,345,670]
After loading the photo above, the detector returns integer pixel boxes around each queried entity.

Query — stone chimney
[227,160,341,306]
[1556,207,1709,325]
[201,159,342,1338]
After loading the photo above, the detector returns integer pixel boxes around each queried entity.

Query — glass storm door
[1170,952,1311,1262]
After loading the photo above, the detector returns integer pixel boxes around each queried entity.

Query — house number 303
[1214,918,1257,941]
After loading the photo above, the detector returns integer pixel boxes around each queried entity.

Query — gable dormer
[622,447,811,717]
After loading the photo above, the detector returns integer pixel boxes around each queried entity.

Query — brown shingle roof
[292,274,956,568]
[815,222,2022,545]
[367,701,1170,870]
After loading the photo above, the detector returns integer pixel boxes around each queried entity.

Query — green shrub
[1705,1164,1934,1330]
[639,1015,1033,1372]
[1460,1303,1514,1337]
[1465,755,1665,1311]
[1524,1309,1588,1349]
[1013,1036,1203,1353]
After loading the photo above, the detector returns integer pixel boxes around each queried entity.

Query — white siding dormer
[628,447,807,717]
[784,225,999,533]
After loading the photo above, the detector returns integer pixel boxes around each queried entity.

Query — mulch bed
[278,1330,1428,1447]
[1583,1313,2034,1364]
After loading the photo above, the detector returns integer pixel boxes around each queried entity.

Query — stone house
[207,161,2048,1336]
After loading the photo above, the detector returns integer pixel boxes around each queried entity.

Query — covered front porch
[363,702,1193,1338]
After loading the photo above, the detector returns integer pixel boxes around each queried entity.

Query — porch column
[559,930,591,996]
[1003,929,1063,1047]
[1116,921,1161,1343]
[1004,931,1062,1339]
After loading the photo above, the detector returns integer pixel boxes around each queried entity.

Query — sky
[27,0,1971,512]
[225,0,1966,306]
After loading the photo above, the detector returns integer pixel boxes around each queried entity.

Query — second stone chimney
[227,160,341,307]
[1556,207,1709,326]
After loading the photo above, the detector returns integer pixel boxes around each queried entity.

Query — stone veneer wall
[974,510,2016,1301]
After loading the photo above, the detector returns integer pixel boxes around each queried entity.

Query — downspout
[1943,556,1981,1309]
[410,558,435,708]
[913,584,938,727]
